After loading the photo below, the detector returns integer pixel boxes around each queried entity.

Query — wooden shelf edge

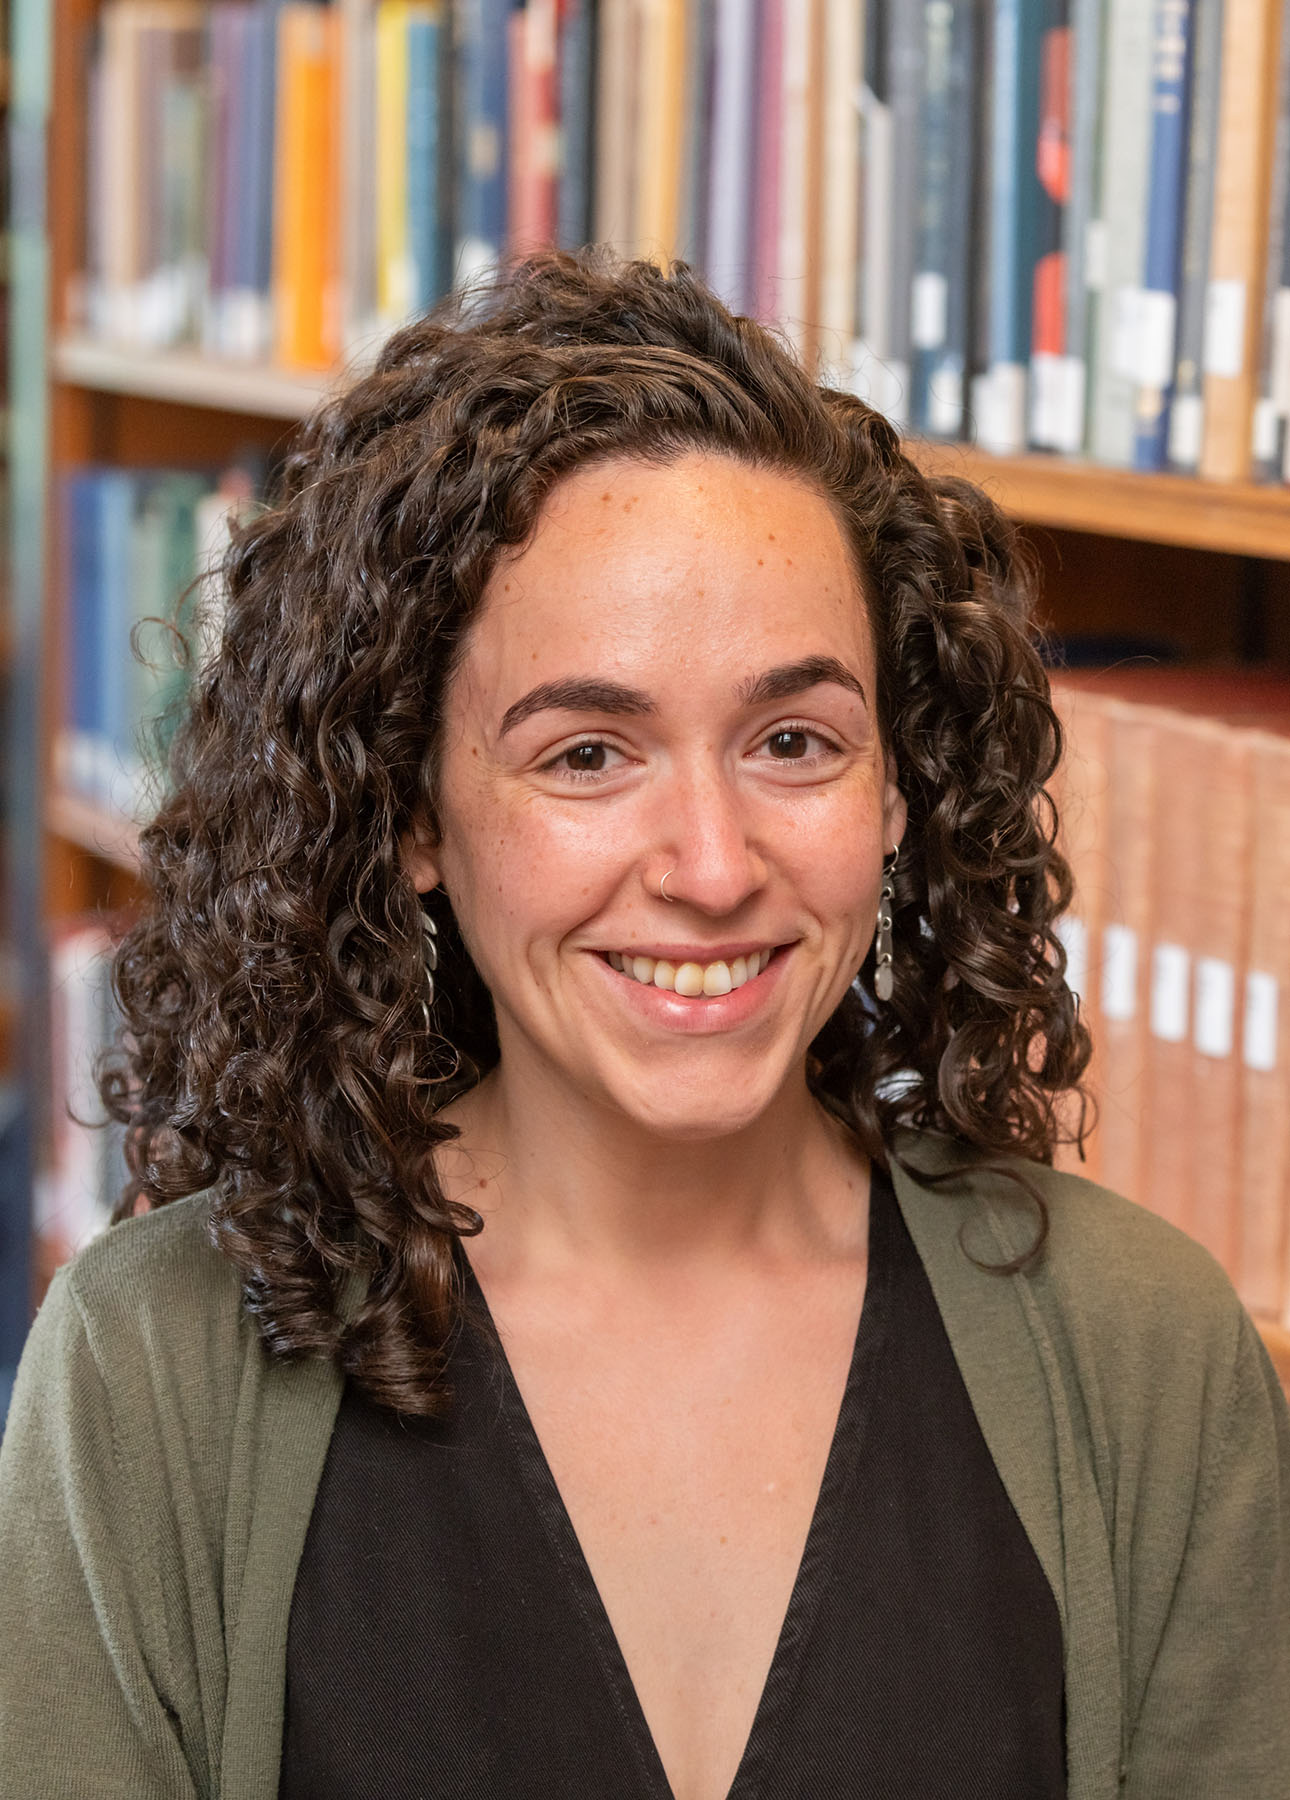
[907,439,1290,561]
[51,335,340,421]
[47,790,142,874]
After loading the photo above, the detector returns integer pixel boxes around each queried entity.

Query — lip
[588,942,793,1034]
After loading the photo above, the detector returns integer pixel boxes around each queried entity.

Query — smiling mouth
[602,948,779,997]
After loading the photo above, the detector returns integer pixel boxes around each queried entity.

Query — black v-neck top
[279,1165,1066,1798]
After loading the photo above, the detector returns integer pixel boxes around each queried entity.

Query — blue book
[910,0,977,438]
[978,0,1045,453]
[556,0,595,250]
[455,0,511,282]
[227,0,285,356]
[63,473,103,799]
[1132,0,1196,469]
[408,12,449,310]
[96,470,139,815]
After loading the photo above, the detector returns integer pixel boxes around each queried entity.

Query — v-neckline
[456,1167,895,1800]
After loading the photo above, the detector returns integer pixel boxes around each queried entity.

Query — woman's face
[408,450,906,1139]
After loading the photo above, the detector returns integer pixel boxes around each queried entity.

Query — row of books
[55,461,259,819]
[75,0,1290,484]
[1051,668,1290,1326]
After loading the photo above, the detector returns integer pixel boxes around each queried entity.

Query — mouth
[601,946,780,998]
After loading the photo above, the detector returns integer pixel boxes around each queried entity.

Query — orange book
[1093,700,1158,1205]
[1199,0,1285,481]
[632,0,686,259]
[1048,679,1112,1184]
[1185,718,1254,1273]
[1242,733,1290,1323]
[272,4,342,369]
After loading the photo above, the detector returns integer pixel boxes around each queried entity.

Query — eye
[755,724,841,763]
[542,739,625,781]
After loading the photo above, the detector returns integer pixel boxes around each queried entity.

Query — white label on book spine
[1253,396,1280,462]
[1150,942,1190,1042]
[911,272,949,350]
[1102,925,1138,1022]
[1203,280,1247,379]
[1194,957,1235,1058]
[1168,392,1204,467]
[1243,970,1279,1072]
[1056,915,1088,1002]
[1109,287,1145,380]
[1051,356,1087,454]
[1085,219,1109,291]
[1271,289,1290,413]
[928,361,965,437]
[1136,290,1178,390]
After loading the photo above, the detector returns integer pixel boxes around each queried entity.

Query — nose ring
[659,869,675,903]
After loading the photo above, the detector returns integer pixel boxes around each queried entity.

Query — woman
[1,251,1286,1800]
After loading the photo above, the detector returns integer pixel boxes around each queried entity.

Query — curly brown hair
[102,247,1089,1415]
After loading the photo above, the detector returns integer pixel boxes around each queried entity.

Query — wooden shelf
[908,439,1290,561]
[52,335,338,420]
[46,790,141,875]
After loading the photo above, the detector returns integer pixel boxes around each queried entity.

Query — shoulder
[41,1192,256,1446]
[889,1128,1252,1401]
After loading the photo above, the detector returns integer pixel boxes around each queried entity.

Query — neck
[436,1061,870,1282]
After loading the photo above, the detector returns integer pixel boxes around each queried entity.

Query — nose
[647,761,768,916]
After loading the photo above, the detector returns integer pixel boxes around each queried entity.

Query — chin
[600,1067,791,1142]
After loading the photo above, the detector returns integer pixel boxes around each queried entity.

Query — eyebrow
[496,655,868,739]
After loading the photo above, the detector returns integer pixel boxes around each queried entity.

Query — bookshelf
[13,0,1290,1404]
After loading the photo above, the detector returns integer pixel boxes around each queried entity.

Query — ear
[400,818,443,895]
[882,759,907,856]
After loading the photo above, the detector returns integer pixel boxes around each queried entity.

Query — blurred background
[3,0,1290,1425]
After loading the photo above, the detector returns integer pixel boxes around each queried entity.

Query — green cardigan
[1,1131,1287,1799]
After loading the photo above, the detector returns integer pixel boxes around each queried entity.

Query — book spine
[883,0,923,428]
[676,0,717,267]
[272,3,342,368]
[455,0,511,281]
[1086,0,1154,465]
[1199,0,1285,481]
[1028,3,1070,449]
[1048,678,1110,1186]
[816,0,863,352]
[556,0,596,251]
[749,0,784,320]
[906,0,964,439]
[1095,700,1158,1205]
[1251,0,1290,479]
[851,0,893,402]
[706,0,760,312]
[1131,0,1195,471]
[377,2,414,324]
[1141,710,1205,1237]
[634,0,686,257]
[407,10,449,311]
[593,0,634,247]
[1165,0,1224,471]
[977,0,1044,454]
[1057,0,1105,454]
[1238,732,1290,1321]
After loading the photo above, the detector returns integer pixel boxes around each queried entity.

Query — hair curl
[101,247,1090,1415]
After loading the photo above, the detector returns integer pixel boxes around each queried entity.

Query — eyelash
[541,723,844,783]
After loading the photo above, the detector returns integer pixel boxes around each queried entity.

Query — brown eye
[565,743,608,773]
[768,730,810,760]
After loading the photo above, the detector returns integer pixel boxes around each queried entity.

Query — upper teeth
[605,949,773,996]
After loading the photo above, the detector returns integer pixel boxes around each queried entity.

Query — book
[634,0,687,261]
[454,0,511,282]
[976,0,1045,454]
[910,0,978,439]
[1131,0,1197,470]
[1165,0,1225,470]
[1199,0,1286,480]
[1251,0,1290,481]
[1085,0,1155,465]
[706,0,761,312]
[556,0,598,252]
[816,0,864,357]
[272,3,342,368]
[407,5,451,312]
[1055,0,1105,454]
[1028,0,1070,450]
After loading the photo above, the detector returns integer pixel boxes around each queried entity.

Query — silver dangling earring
[874,846,898,1002]
[420,911,438,1031]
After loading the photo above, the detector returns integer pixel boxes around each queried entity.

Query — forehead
[456,451,875,705]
